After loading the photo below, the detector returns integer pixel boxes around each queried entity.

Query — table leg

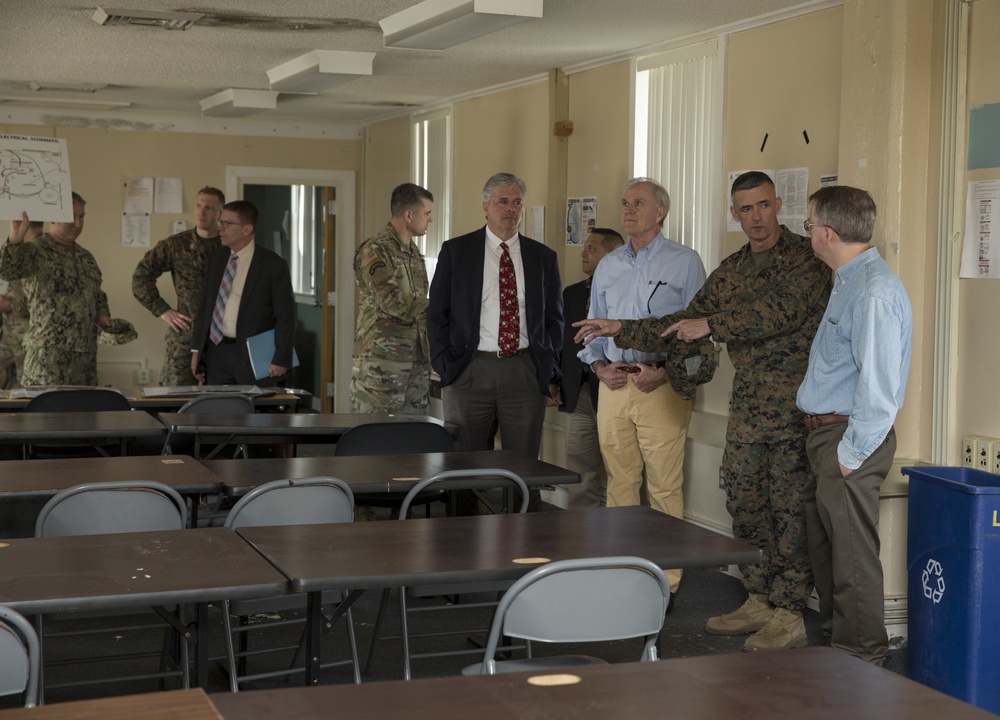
[195,602,208,688]
[305,591,322,685]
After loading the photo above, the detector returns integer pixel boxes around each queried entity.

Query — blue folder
[246,329,299,380]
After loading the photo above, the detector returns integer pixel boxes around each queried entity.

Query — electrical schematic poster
[0,134,74,222]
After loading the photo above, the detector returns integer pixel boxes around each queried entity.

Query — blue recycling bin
[903,466,1000,714]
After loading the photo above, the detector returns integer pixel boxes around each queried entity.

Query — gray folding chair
[366,469,530,680]
[23,388,131,459]
[221,476,361,691]
[0,606,41,707]
[463,556,670,675]
[33,481,189,700]
[163,392,255,460]
[334,421,454,517]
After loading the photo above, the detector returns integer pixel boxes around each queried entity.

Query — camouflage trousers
[22,346,98,386]
[161,329,197,386]
[722,438,814,610]
[0,339,23,388]
[350,355,430,413]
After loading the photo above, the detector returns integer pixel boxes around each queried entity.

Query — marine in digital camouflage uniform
[0,280,30,388]
[608,172,831,649]
[350,183,433,414]
[132,187,223,386]
[0,196,111,386]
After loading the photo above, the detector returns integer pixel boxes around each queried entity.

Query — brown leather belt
[803,414,849,431]
[476,348,530,358]
[618,360,667,374]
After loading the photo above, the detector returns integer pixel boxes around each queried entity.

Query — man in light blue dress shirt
[578,178,705,593]
[797,185,912,665]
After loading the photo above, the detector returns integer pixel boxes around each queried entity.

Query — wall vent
[92,7,204,30]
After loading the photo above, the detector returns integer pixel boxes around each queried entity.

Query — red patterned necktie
[209,253,238,345]
[498,242,520,356]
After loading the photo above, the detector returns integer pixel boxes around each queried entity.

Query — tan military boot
[743,607,808,652]
[704,593,774,635]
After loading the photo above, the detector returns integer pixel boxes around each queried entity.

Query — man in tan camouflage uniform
[0,220,42,388]
[350,183,433,413]
[574,172,830,650]
[132,187,224,386]
[0,194,112,386]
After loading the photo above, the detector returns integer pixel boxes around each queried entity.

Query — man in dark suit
[190,200,295,386]
[428,173,563,488]
[552,228,623,507]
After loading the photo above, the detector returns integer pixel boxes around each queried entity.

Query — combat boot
[743,607,808,651]
[704,593,774,635]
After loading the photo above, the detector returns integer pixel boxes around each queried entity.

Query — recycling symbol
[921,559,945,604]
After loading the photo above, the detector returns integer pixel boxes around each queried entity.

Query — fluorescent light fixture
[267,50,375,93]
[199,89,278,117]
[379,0,542,50]
[92,7,204,30]
[0,95,131,110]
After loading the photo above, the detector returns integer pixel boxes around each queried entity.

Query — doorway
[226,167,356,412]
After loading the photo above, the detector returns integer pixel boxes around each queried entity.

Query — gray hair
[623,177,670,225]
[482,173,527,203]
[809,186,876,244]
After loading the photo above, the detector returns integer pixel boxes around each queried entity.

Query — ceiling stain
[181,9,378,32]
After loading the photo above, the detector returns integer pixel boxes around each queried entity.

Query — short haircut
[223,200,258,229]
[590,227,624,252]
[197,186,225,204]
[71,191,86,205]
[482,173,526,203]
[623,177,670,225]
[730,171,774,202]
[390,183,434,217]
[808,186,876,244]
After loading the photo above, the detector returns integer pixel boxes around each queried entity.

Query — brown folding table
[236,505,761,685]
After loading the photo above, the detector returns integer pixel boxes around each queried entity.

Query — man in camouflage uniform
[0,220,42,388]
[350,183,433,413]
[132,186,224,386]
[574,172,830,650]
[0,195,111,386]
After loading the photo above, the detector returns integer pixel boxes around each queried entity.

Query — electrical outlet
[718,466,725,490]
[138,368,150,385]
[988,440,1000,475]
[962,436,989,467]
[975,437,996,472]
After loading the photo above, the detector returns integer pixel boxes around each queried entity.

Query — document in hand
[246,329,300,380]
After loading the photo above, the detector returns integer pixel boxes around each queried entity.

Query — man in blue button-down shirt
[797,185,912,665]
[579,178,705,593]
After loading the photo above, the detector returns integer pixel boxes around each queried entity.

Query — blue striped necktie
[209,253,238,345]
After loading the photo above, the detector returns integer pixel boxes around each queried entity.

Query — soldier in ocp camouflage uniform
[350,183,433,414]
[0,195,112,386]
[575,171,830,651]
[132,187,224,386]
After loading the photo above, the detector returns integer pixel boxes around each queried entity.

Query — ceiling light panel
[267,50,375,94]
[199,89,278,117]
[92,7,204,30]
[379,0,543,50]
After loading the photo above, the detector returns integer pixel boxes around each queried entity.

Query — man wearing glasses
[189,200,295,386]
[798,186,911,665]
[132,186,223,386]
[577,177,705,596]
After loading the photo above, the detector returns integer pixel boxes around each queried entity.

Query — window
[289,184,323,300]
[412,107,452,283]
[634,39,724,270]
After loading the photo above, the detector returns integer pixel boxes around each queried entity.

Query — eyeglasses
[803,219,836,234]
[217,220,243,229]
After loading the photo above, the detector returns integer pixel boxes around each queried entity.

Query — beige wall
[452,82,550,236]
[363,116,411,240]
[564,61,632,288]
[957,0,1000,441]
[0,123,361,388]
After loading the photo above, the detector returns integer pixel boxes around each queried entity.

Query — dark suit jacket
[558,277,600,414]
[427,227,563,395]
[190,243,296,382]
